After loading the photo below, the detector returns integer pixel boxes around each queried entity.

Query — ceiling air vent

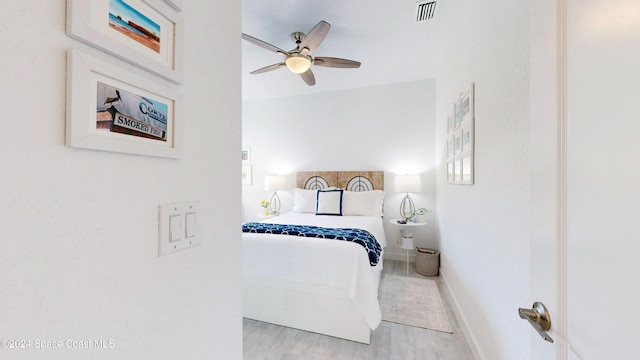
[415,1,438,22]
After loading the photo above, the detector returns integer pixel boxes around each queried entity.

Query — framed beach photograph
[66,48,183,158]
[66,0,183,84]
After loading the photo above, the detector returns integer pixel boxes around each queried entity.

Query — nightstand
[389,219,426,275]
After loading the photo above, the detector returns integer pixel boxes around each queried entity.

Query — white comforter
[242,213,386,330]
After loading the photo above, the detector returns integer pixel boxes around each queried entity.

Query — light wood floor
[243,259,475,360]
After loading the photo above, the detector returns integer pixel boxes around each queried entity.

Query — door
[530,0,640,358]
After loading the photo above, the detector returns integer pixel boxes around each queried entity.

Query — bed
[242,171,386,344]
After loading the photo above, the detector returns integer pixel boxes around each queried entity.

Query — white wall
[0,1,242,359]
[242,80,437,260]
[434,1,531,359]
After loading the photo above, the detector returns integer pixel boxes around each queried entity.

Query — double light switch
[159,201,202,256]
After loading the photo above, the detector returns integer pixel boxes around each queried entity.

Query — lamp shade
[394,175,422,193]
[264,175,288,191]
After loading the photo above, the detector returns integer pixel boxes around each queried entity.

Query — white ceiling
[241,0,446,101]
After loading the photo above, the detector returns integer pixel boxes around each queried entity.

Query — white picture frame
[460,152,474,185]
[453,157,462,183]
[447,135,454,159]
[461,83,474,124]
[66,0,184,84]
[454,130,462,155]
[462,122,474,153]
[66,48,183,159]
[454,98,462,129]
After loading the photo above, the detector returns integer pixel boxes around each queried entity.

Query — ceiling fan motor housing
[291,31,306,44]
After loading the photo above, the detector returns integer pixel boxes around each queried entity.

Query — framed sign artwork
[66,48,183,158]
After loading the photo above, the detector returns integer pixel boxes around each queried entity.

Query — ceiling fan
[242,20,361,86]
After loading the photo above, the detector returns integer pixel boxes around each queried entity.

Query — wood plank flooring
[243,260,475,360]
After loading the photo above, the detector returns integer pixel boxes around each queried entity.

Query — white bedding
[242,213,387,330]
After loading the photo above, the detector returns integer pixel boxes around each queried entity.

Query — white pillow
[342,190,385,216]
[291,188,317,213]
[315,189,344,216]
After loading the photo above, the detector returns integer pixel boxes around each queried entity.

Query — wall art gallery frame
[447,83,475,185]
[66,0,184,84]
[66,48,183,159]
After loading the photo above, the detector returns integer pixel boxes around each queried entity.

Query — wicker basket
[415,248,440,276]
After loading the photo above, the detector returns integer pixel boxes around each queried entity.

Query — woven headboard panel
[297,171,384,191]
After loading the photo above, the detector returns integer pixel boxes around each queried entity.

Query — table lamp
[264,175,288,215]
[394,174,422,221]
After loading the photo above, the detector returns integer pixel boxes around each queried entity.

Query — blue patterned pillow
[316,189,343,216]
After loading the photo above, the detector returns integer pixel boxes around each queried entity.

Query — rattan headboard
[296,171,384,191]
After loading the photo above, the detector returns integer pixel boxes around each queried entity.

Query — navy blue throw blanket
[242,222,382,266]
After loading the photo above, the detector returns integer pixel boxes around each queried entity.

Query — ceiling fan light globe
[285,54,312,74]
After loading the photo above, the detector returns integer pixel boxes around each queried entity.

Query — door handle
[518,301,554,343]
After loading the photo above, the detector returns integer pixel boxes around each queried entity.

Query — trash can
[415,248,440,276]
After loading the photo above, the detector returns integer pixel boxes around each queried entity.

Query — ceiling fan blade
[298,21,331,54]
[250,62,286,74]
[314,57,361,69]
[300,69,316,86]
[242,33,288,55]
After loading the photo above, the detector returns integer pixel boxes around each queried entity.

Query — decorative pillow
[315,189,344,216]
[292,188,318,213]
[342,190,385,216]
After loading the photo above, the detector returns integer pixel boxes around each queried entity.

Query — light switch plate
[185,212,197,238]
[169,214,182,242]
[158,201,202,256]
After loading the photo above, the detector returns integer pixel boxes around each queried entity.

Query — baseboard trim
[439,269,484,360]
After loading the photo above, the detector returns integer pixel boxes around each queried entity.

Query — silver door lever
[518,301,554,343]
